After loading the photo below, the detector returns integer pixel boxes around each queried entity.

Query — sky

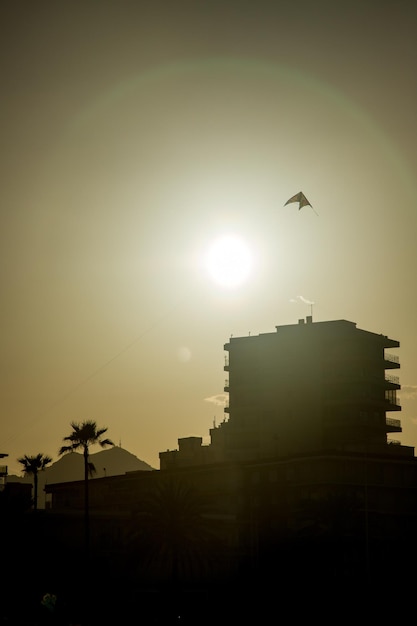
[1,0,417,474]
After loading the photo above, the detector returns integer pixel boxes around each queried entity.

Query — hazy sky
[1,1,417,473]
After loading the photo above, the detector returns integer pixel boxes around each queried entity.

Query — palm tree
[128,477,222,620]
[17,453,53,511]
[59,420,114,560]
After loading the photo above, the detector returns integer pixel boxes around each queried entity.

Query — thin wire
[0,305,176,449]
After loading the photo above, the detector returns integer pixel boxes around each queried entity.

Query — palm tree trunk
[34,473,38,512]
[83,448,90,561]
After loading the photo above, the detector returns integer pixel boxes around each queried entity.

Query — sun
[204,234,254,288]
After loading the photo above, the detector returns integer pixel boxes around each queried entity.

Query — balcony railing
[385,374,400,385]
[385,353,399,364]
[385,390,401,406]
[386,417,401,429]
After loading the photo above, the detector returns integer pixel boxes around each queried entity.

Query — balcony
[385,390,401,412]
[384,352,400,369]
[385,375,400,392]
[386,417,402,433]
[224,355,229,371]
[224,379,229,392]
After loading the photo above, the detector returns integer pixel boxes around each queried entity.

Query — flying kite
[284,192,318,215]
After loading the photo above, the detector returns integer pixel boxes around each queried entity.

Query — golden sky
[1,1,417,473]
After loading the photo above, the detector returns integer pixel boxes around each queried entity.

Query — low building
[0,453,8,492]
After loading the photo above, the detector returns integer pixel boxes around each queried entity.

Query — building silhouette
[160,317,409,468]
[0,453,8,491]
[21,319,417,620]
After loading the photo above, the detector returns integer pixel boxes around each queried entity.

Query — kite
[284,192,318,215]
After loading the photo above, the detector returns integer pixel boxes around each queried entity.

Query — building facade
[160,317,409,469]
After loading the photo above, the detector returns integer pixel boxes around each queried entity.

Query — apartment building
[160,317,410,468]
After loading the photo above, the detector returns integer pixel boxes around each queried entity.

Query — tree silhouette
[17,453,52,511]
[128,477,223,619]
[59,420,114,560]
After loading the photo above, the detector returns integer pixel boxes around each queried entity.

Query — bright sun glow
[204,234,254,288]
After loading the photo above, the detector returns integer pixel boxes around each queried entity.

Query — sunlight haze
[1,1,417,474]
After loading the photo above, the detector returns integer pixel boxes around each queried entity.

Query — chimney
[298,318,305,324]
[306,315,313,324]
